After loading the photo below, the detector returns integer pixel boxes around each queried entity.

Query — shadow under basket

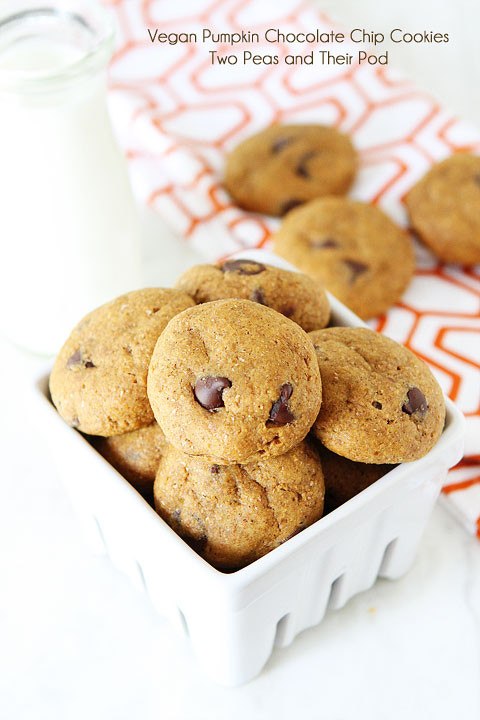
[31,250,466,686]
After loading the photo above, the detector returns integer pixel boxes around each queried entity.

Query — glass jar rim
[0,0,115,93]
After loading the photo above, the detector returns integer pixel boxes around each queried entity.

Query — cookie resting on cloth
[273,197,415,320]
[406,153,480,265]
[224,124,357,216]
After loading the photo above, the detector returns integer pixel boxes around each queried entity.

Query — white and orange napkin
[103,0,480,538]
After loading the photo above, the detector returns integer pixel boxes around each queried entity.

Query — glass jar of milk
[0,0,142,355]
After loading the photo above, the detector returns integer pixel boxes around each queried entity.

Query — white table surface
[2,1,480,717]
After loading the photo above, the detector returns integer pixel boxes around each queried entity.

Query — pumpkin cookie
[313,441,394,513]
[406,153,480,265]
[50,288,195,436]
[308,327,445,464]
[154,441,325,570]
[147,299,322,464]
[175,258,330,332]
[94,422,167,497]
[225,124,357,216]
[273,197,415,320]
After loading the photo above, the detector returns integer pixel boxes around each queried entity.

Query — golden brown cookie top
[273,197,415,320]
[154,441,325,570]
[308,327,445,464]
[405,153,480,265]
[175,258,330,332]
[49,288,195,436]
[224,124,357,216]
[147,298,322,464]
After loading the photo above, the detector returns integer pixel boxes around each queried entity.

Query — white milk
[0,37,83,72]
[0,4,142,355]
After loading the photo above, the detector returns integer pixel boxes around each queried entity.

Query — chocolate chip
[344,259,369,284]
[221,259,266,275]
[268,383,294,426]
[271,136,294,154]
[194,376,232,411]
[66,350,82,368]
[210,465,220,474]
[312,237,339,249]
[70,416,80,428]
[296,150,317,179]
[172,509,181,523]
[402,387,428,416]
[250,287,267,305]
[280,198,303,215]
[283,305,295,318]
[372,401,383,409]
[474,173,480,186]
[66,349,95,369]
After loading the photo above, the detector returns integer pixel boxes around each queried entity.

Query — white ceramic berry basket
[30,250,465,686]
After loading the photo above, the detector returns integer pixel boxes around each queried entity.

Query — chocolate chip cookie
[224,124,357,216]
[175,258,330,332]
[147,299,322,464]
[50,288,195,436]
[273,197,415,320]
[405,153,480,265]
[308,327,445,463]
[154,441,325,570]
[312,441,394,513]
[94,422,167,498]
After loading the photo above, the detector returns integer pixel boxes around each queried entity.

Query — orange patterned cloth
[104,0,480,536]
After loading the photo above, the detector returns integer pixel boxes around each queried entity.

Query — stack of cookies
[50,259,445,571]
